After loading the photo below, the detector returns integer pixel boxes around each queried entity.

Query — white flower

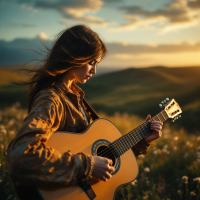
[182,176,188,181]
[193,177,200,183]
[182,176,188,184]
[131,179,137,185]
[177,190,182,195]
[186,141,193,147]
[174,146,177,150]
[190,191,196,196]
[196,152,200,159]
[174,136,179,141]
[138,154,145,159]
[0,128,7,134]
[163,145,168,149]
[166,151,170,154]
[144,167,150,173]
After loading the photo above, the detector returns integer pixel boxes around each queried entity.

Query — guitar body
[38,118,139,200]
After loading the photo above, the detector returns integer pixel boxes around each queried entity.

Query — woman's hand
[144,114,163,143]
[92,156,115,182]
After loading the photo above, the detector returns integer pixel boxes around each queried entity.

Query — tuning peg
[164,100,166,103]
[161,101,164,104]
[178,115,181,118]
[159,104,163,108]
[166,98,169,101]
[170,119,175,122]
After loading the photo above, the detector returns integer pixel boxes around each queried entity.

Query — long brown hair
[20,24,107,112]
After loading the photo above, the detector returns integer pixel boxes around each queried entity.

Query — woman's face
[70,56,101,84]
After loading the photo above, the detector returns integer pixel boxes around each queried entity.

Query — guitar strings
[96,110,168,161]
[98,112,168,161]
[97,111,167,159]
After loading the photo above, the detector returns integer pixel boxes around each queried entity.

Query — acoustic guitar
[38,98,182,200]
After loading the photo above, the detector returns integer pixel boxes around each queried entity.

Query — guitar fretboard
[110,110,168,157]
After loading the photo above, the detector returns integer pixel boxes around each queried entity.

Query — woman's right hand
[92,156,115,182]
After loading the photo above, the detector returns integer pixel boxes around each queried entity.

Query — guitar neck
[111,110,169,157]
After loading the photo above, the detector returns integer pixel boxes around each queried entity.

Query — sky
[0,0,200,68]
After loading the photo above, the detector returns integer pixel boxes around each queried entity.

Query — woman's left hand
[144,114,163,143]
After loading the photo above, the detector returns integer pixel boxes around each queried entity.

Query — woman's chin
[78,79,87,84]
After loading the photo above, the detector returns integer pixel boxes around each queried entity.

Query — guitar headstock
[159,98,182,122]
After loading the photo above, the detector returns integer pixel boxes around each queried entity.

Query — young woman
[7,25,163,199]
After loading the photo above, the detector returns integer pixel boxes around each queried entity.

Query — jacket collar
[54,81,85,98]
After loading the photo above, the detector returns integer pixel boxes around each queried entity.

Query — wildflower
[193,177,200,183]
[186,141,193,147]
[153,150,158,155]
[190,191,196,196]
[182,176,188,184]
[162,148,167,153]
[8,119,15,127]
[0,128,7,134]
[196,152,200,159]
[163,145,168,149]
[177,190,182,195]
[174,146,177,150]
[138,154,145,159]
[131,179,137,186]
[166,151,170,154]
[174,136,179,141]
[8,130,15,135]
[1,144,4,150]
[144,167,150,173]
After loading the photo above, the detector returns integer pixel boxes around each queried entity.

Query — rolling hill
[0,66,200,132]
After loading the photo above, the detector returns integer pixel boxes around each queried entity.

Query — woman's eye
[89,60,95,65]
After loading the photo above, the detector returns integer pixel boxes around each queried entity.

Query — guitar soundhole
[91,139,121,175]
[96,145,116,167]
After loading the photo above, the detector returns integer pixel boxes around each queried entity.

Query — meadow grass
[0,105,199,200]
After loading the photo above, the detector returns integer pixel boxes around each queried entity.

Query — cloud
[106,41,200,55]
[39,32,48,40]
[188,0,200,9]
[1,36,200,66]
[16,0,107,26]
[115,0,200,32]
[34,0,103,17]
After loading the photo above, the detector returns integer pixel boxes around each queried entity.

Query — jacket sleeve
[131,138,151,158]
[7,93,93,186]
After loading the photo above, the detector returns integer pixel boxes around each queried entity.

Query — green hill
[0,66,200,132]
[79,66,200,132]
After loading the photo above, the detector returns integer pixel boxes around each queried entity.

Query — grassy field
[0,105,199,200]
[0,66,200,132]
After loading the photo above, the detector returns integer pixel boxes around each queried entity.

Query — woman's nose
[91,65,97,74]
